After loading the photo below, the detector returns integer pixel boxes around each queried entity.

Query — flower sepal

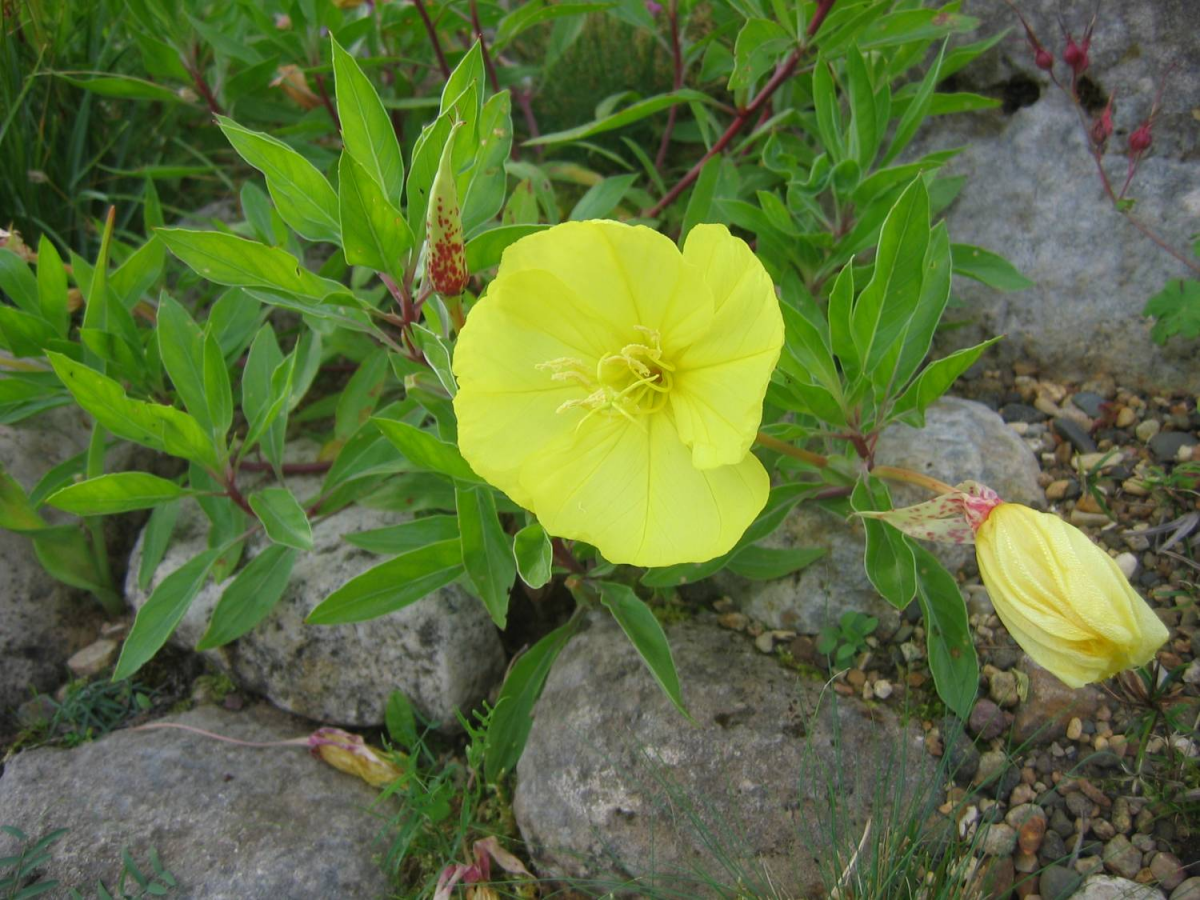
[857,481,1001,545]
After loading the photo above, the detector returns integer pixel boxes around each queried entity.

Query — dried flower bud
[271,65,322,110]
[426,123,469,297]
[308,727,406,786]
[1090,94,1114,147]
[1129,122,1153,154]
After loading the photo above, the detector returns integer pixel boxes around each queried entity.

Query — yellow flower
[452,220,783,567]
[975,503,1168,688]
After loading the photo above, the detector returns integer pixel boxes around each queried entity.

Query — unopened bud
[1063,35,1087,74]
[1035,47,1054,71]
[426,123,469,297]
[1090,94,1114,147]
[1129,122,1153,154]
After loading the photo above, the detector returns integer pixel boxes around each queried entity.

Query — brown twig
[313,71,341,133]
[643,0,836,218]
[754,432,829,468]
[414,0,452,80]
[190,45,223,116]
[654,0,684,172]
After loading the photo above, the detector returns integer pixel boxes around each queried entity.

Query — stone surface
[0,705,391,898]
[1171,878,1200,900]
[911,85,1200,392]
[1072,874,1166,900]
[1102,834,1143,880]
[65,638,119,678]
[0,408,107,726]
[1040,863,1082,900]
[514,616,939,897]
[126,493,505,730]
[1012,655,1102,744]
[720,398,1041,632]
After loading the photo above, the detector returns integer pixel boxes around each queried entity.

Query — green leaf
[58,73,184,103]
[950,243,1034,292]
[46,473,184,515]
[334,349,390,441]
[0,306,57,357]
[0,248,39,314]
[157,296,213,434]
[109,238,165,310]
[890,337,1001,426]
[157,229,346,301]
[844,44,880,169]
[492,1,616,52]
[513,521,553,589]
[913,543,978,719]
[462,91,514,234]
[337,152,412,280]
[851,179,931,377]
[385,691,418,747]
[456,486,515,628]
[729,19,792,92]
[408,325,457,397]
[405,113,453,246]
[464,224,548,271]
[726,545,825,580]
[248,487,313,550]
[114,548,221,680]
[484,619,578,782]
[331,37,404,206]
[568,174,638,221]
[883,42,944,166]
[812,59,846,162]
[138,499,180,592]
[526,90,714,146]
[0,462,46,531]
[203,333,233,442]
[344,514,459,555]
[306,539,463,624]
[373,418,481,482]
[196,545,298,650]
[32,525,114,601]
[679,155,722,242]
[36,235,69,336]
[600,582,690,720]
[851,478,916,609]
[1144,278,1200,344]
[0,378,69,425]
[241,325,291,455]
[48,353,220,468]
[216,116,340,243]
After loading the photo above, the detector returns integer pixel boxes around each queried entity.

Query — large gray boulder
[514,616,940,898]
[126,495,505,731]
[916,1,1200,391]
[728,397,1041,633]
[0,704,392,899]
[0,408,106,725]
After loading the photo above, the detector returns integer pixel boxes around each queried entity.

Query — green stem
[754,431,828,468]
[871,465,955,496]
[85,424,121,615]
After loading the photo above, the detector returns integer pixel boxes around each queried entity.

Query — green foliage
[0,0,1029,785]
[0,826,176,900]
[815,609,878,668]
[1144,276,1200,346]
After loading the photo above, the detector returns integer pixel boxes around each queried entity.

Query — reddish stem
[190,46,223,116]
[552,538,585,574]
[313,71,341,133]
[239,460,333,475]
[470,0,501,94]
[654,0,684,172]
[224,469,256,517]
[414,0,452,80]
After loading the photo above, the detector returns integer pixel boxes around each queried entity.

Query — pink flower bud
[1063,35,1088,74]
[1091,94,1114,147]
[1129,122,1153,154]
[1035,47,1055,71]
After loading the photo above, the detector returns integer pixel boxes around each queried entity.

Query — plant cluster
[0,0,1170,803]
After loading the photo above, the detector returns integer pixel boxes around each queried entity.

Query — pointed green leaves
[196,545,298,650]
[217,116,340,243]
[852,477,916,610]
[913,543,978,719]
[373,418,481,483]
[248,487,313,550]
[47,473,185,516]
[331,38,404,207]
[600,583,690,720]
[338,152,412,280]
[513,521,553,589]
[456,486,515,628]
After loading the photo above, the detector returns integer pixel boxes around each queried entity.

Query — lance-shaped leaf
[338,152,412,281]
[331,37,404,206]
[426,123,469,297]
[599,582,691,721]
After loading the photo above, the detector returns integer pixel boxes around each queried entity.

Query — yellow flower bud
[975,504,1168,688]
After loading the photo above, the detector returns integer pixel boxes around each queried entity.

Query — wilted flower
[271,65,322,110]
[861,483,1168,688]
[452,220,783,567]
[308,728,406,786]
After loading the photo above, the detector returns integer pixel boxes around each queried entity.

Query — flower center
[537,326,675,428]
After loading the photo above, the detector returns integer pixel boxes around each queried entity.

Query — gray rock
[1172,877,1200,900]
[1040,863,1082,900]
[0,408,107,724]
[514,616,938,897]
[981,823,1017,857]
[1013,655,1102,744]
[1101,834,1143,880]
[126,494,504,731]
[0,705,391,898]
[1071,393,1107,419]
[968,697,1007,740]
[1054,418,1098,454]
[719,398,1041,632]
[1148,431,1198,463]
[912,93,1200,392]
[1072,874,1166,900]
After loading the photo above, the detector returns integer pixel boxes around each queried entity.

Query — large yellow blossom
[975,503,1168,688]
[451,220,783,567]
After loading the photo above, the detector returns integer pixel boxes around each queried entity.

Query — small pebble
[873,679,893,699]
[1135,419,1161,443]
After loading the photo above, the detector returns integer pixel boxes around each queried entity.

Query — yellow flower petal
[975,504,1168,687]
[672,225,784,468]
[496,220,715,351]
[522,413,769,567]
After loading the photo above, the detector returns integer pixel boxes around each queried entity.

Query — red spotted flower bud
[426,123,469,297]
